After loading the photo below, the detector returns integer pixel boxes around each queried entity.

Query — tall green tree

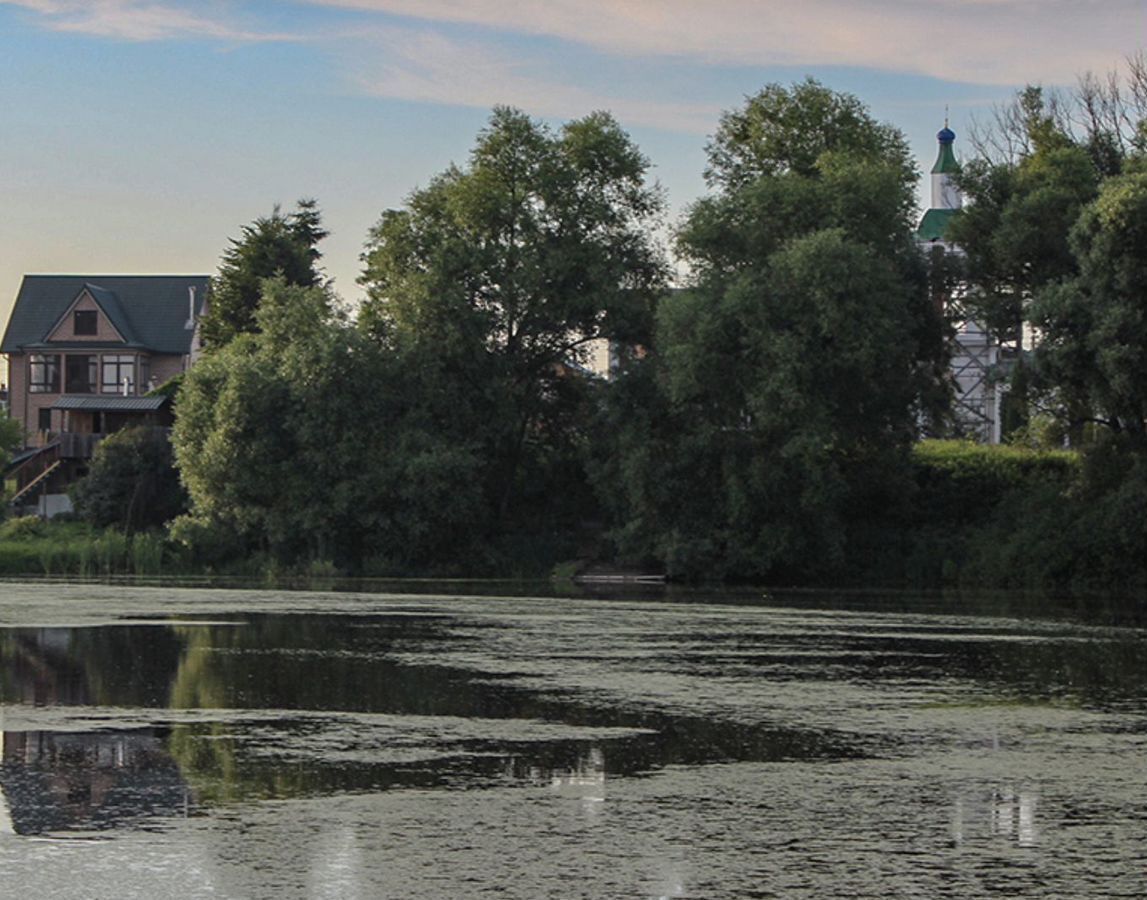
[200,199,329,348]
[172,279,487,571]
[593,81,946,580]
[359,106,666,531]
[1032,171,1147,444]
[948,89,1101,345]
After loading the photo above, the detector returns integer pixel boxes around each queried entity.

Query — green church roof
[917,208,958,242]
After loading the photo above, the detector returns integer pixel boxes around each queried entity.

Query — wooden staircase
[10,459,62,505]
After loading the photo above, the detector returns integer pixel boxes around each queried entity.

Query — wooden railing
[10,460,62,505]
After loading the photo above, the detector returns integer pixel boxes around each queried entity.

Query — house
[1,274,209,515]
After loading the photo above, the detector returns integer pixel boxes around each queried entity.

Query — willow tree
[359,107,666,535]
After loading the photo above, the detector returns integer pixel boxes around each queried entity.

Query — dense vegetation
[6,66,1147,596]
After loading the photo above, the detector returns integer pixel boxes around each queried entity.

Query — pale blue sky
[1,1,1143,331]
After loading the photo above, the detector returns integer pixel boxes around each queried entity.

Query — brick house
[2,275,209,514]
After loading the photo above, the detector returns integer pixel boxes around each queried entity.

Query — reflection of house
[917,125,1007,443]
[1,275,208,515]
[0,628,191,835]
[0,729,191,835]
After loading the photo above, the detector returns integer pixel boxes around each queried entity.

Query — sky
[1,0,1144,334]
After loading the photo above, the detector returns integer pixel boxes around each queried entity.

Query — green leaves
[593,82,944,581]
[70,427,187,533]
[1032,172,1147,441]
[201,199,328,349]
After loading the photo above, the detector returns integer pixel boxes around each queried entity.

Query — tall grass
[131,533,166,575]
[0,520,171,577]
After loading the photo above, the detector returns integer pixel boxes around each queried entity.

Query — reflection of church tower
[916,121,1004,443]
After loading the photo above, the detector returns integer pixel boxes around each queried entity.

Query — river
[0,582,1143,898]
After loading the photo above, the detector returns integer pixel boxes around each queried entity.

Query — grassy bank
[2,437,1144,600]
[0,517,173,577]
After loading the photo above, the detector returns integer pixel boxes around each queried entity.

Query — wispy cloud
[5,0,1140,136]
[350,27,720,133]
[2,0,294,42]
[310,0,1143,87]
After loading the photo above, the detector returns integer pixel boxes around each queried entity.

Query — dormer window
[74,309,98,336]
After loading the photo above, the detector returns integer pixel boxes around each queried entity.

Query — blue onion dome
[937,126,956,143]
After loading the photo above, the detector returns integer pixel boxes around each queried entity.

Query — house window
[28,354,61,393]
[38,408,52,432]
[74,309,98,336]
[65,355,97,393]
[102,354,136,394]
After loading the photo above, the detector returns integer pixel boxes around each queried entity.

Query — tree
[593,82,946,580]
[948,94,1101,345]
[704,77,915,189]
[968,56,1147,172]
[359,107,666,532]
[1032,171,1147,444]
[199,199,329,348]
[70,427,188,532]
[172,279,487,571]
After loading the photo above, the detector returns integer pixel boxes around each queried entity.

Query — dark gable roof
[1,275,209,354]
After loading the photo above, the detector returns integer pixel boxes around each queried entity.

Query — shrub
[70,427,188,533]
[0,515,46,540]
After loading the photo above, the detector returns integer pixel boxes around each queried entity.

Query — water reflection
[952,787,1039,847]
[0,615,852,833]
[0,728,190,835]
[0,588,1142,898]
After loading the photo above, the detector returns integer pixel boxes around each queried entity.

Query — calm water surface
[0,583,1143,898]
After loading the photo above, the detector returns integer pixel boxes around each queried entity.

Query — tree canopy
[199,199,329,349]
[359,106,667,531]
[1032,171,1147,443]
[948,92,1102,343]
[173,279,488,571]
[704,77,915,189]
[593,81,946,580]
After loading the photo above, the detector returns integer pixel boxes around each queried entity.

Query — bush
[0,515,46,540]
[911,440,1079,527]
[70,427,188,533]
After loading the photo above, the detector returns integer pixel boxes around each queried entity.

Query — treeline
[59,72,1147,593]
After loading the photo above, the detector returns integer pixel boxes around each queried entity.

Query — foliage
[360,106,666,538]
[0,515,45,540]
[704,77,915,189]
[968,57,1147,169]
[70,426,188,533]
[200,199,328,348]
[172,279,489,572]
[1031,171,1147,444]
[947,115,1100,343]
[912,439,1079,485]
[0,519,173,577]
[0,414,23,471]
[593,82,946,581]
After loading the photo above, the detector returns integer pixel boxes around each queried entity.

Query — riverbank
[1,438,1144,600]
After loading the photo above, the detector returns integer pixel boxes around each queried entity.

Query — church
[917,123,1007,443]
